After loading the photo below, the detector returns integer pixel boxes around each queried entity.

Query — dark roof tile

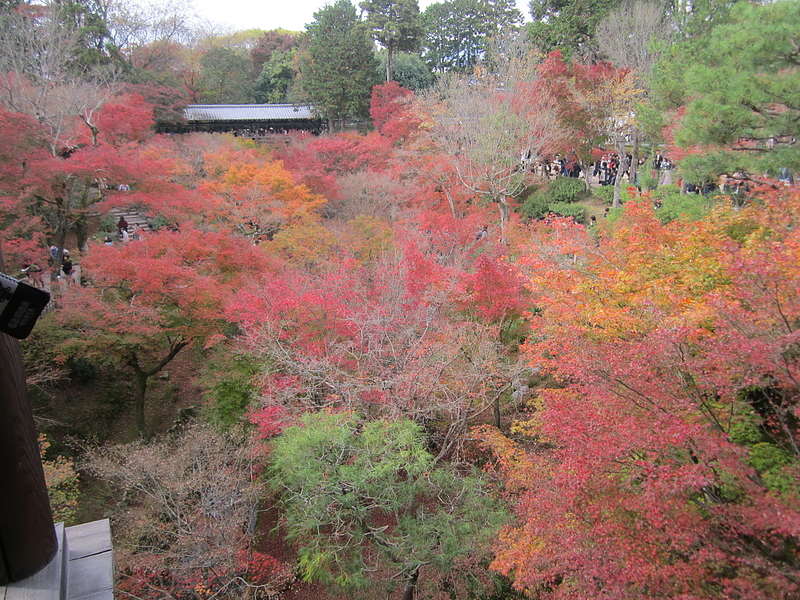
[184,104,315,122]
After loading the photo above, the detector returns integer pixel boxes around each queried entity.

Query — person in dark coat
[61,251,74,285]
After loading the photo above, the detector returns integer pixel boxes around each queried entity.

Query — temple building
[158,104,323,135]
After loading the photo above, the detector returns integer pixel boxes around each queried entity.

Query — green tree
[668,0,747,39]
[198,46,253,103]
[299,0,381,131]
[668,0,800,183]
[269,412,507,600]
[527,0,622,60]
[250,29,298,74]
[376,50,432,90]
[253,49,296,103]
[360,0,421,82]
[420,0,522,73]
[59,0,118,69]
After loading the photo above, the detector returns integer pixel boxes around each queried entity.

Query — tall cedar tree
[420,0,522,73]
[299,0,381,131]
[359,0,421,83]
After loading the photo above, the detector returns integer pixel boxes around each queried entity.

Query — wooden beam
[0,245,57,584]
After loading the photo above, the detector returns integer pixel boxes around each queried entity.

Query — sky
[190,0,530,34]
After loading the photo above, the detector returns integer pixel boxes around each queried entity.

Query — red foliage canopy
[482,188,800,599]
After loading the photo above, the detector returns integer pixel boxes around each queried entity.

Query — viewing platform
[0,519,113,600]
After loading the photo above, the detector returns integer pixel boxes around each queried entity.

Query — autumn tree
[0,3,162,276]
[110,0,199,117]
[536,50,644,205]
[370,80,419,142]
[199,154,327,240]
[0,109,52,269]
[57,229,271,437]
[234,216,529,451]
[360,0,421,83]
[0,3,118,154]
[481,187,800,599]
[250,29,298,74]
[275,129,396,204]
[269,412,508,600]
[84,425,292,599]
[415,40,564,230]
[108,0,197,75]
[121,80,188,125]
[298,0,381,131]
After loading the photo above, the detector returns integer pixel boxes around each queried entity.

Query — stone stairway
[108,208,151,234]
[0,519,113,600]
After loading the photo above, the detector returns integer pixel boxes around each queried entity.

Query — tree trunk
[133,366,149,439]
[498,198,510,237]
[582,159,592,190]
[401,568,419,600]
[612,171,623,208]
[129,341,189,438]
[612,141,627,208]
[52,221,68,281]
[386,42,394,82]
[443,187,456,218]
[75,216,90,253]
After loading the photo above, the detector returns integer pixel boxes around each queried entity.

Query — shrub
[656,190,712,224]
[522,178,589,220]
[67,356,99,383]
[40,435,79,524]
[520,191,550,221]
[99,215,116,233]
[545,176,587,204]
[148,215,172,231]
[590,185,615,205]
[200,352,259,430]
[548,202,587,223]
[637,169,659,191]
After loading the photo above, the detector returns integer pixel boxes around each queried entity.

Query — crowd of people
[18,215,148,291]
[523,150,676,187]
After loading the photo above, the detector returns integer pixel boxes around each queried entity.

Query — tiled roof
[184,104,316,122]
